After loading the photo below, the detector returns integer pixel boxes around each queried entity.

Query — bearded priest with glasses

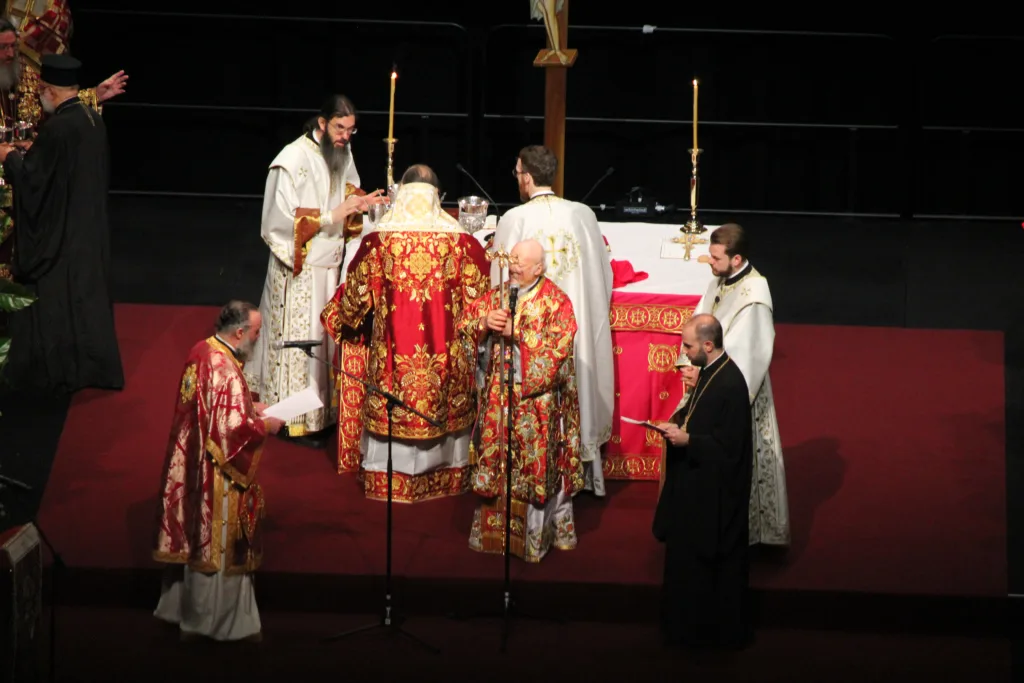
[245,94,385,447]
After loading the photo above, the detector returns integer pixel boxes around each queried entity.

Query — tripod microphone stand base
[292,347,441,655]
[322,602,439,653]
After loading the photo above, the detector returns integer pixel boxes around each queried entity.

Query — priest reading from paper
[153,301,285,642]
[461,239,584,563]
[321,164,490,502]
[675,224,789,547]
[490,145,614,497]
[245,94,384,448]
[654,314,753,650]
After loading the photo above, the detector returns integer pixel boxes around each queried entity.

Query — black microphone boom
[273,339,323,350]
[456,163,501,219]
[579,166,615,205]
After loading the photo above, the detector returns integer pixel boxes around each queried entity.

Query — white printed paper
[262,387,324,421]
[620,416,668,435]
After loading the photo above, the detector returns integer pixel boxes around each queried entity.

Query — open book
[620,416,668,435]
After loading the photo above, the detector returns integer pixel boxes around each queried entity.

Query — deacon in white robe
[675,224,790,546]
[245,94,384,440]
[489,145,614,496]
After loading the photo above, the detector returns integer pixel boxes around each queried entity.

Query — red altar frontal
[603,291,700,481]
[598,221,716,482]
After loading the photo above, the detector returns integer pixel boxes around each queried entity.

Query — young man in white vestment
[675,223,790,546]
[489,145,615,496]
[245,94,384,446]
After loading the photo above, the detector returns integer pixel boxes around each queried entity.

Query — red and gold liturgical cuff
[292,208,324,276]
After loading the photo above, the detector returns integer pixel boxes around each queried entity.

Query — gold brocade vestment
[320,182,490,500]
[461,277,584,562]
[153,337,268,575]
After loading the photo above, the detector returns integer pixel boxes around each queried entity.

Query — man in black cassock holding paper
[0,53,123,393]
[654,313,753,650]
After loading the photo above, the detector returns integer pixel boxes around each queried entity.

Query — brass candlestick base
[384,137,398,190]
[672,146,707,260]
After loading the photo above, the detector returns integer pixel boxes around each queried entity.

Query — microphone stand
[579,167,615,205]
[0,476,61,683]
[451,286,561,652]
[288,346,440,654]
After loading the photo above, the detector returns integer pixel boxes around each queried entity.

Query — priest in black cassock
[0,54,123,394]
[654,313,753,650]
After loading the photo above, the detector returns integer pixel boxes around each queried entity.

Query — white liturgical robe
[489,192,615,496]
[244,132,360,437]
[676,262,790,546]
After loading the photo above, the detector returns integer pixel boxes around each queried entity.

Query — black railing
[75,10,1019,220]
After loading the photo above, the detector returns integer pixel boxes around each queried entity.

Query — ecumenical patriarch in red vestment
[321,164,490,503]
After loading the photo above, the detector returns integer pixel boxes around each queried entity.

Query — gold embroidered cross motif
[546,235,569,270]
[671,232,707,261]
[298,168,309,179]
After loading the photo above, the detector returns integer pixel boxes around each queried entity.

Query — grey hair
[215,300,258,334]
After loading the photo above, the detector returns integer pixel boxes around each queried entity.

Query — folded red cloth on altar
[611,259,649,289]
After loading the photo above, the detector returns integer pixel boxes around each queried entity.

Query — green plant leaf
[0,278,35,312]
[0,336,9,374]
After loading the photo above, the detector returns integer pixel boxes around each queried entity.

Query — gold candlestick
[385,68,398,191]
[672,147,708,260]
[681,147,705,235]
[384,137,397,190]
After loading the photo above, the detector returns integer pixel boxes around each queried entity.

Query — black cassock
[3,96,123,394]
[653,351,753,649]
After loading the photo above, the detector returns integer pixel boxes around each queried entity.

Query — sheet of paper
[262,387,323,421]
[620,416,668,435]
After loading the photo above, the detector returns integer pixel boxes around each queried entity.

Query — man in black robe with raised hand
[0,53,123,394]
[654,313,753,650]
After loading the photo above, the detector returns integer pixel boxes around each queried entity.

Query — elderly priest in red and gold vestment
[153,301,285,642]
[463,239,584,562]
[321,164,490,502]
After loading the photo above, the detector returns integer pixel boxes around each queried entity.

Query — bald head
[680,313,724,368]
[400,164,439,188]
[687,314,724,349]
[509,239,546,287]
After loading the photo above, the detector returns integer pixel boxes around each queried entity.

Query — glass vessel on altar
[457,195,489,233]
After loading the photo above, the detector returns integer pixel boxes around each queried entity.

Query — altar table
[344,218,717,482]
[600,222,716,481]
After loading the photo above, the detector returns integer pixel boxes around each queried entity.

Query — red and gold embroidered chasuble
[321,182,490,501]
[153,337,268,574]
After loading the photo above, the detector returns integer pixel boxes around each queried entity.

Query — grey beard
[319,133,350,192]
[236,337,255,363]
[0,58,22,92]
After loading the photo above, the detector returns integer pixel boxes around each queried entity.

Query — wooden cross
[532,0,577,197]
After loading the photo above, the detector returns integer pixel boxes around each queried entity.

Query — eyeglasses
[512,168,527,178]
[328,123,358,136]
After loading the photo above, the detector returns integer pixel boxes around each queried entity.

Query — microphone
[273,340,323,350]
[455,163,501,219]
[508,283,520,313]
[579,166,615,205]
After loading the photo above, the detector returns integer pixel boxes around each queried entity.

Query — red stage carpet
[36,304,1006,598]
